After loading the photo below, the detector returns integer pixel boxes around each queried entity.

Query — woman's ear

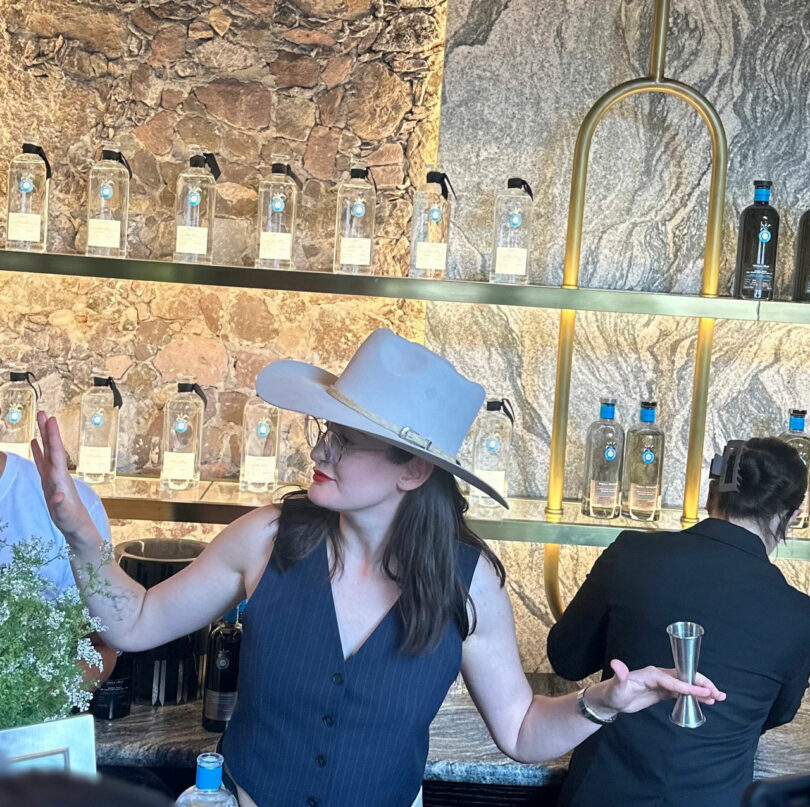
[397,456,434,492]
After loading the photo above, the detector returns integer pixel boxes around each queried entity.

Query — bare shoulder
[211,504,281,567]
[466,550,510,638]
[468,550,506,598]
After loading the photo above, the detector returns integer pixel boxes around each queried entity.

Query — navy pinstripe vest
[221,532,480,807]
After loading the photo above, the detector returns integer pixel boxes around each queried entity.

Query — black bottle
[202,608,242,733]
[733,180,780,300]
[90,651,133,720]
[791,210,810,302]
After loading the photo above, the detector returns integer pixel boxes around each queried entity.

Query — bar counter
[95,674,810,789]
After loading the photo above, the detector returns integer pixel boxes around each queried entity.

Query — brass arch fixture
[543,0,728,619]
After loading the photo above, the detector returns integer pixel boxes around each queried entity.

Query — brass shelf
[95,476,810,560]
[1,249,809,323]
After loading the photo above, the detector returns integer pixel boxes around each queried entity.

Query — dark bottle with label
[733,180,780,300]
[791,210,810,302]
[202,608,242,733]
[90,651,133,720]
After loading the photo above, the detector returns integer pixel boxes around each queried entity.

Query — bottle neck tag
[485,398,515,424]
[22,143,52,179]
[101,149,133,179]
[94,376,123,408]
[271,162,302,189]
[506,177,533,200]
[10,370,40,399]
[426,170,456,200]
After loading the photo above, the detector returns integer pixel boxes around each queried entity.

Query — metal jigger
[667,621,706,729]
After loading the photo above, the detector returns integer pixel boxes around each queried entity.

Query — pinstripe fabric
[221,537,480,807]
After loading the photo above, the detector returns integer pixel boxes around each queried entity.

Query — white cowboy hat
[255,328,508,507]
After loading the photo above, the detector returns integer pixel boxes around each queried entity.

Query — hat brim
[256,359,509,509]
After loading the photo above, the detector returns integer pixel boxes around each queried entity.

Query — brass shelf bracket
[544,0,728,619]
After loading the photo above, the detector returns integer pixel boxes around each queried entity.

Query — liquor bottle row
[0,369,281,493]
[3,142,533,283]
[732,180,810,301]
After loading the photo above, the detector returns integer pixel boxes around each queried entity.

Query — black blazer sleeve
[546,534,623,681]
[761,655,810,733]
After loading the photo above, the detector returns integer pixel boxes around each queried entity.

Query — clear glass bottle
[469,399,514,519]
[6,142,51,252]
[0,368,39,459]
[256,157,300,270]
[77,374,122,484]
[621,401,665,522]
[334,166,376,275]
[161,381,207,490]
[409,167,453,280]
[582,397,624,519]
[791,210,810,303]
[86,146,131,259]
[175,752,238,806]
[239,397,280,493]
[174,146,220,265]
[491,177,533,285]
[779,408,810,533]
[202,607,243,733]
[733,180,780,301]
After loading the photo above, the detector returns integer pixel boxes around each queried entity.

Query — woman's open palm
[32,411,95,541]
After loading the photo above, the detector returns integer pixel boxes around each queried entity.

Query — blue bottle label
[485,436,501,454]
[100,182,114,200]
[351,200,366,218]
[604,445,617,462]
[174,417,189,434]
[7,407,22,424]
[91,412,105,427]
[188,190,202,207]
[508,211,522,228]
[256,421,270,438]
[429,206,442,223]
[758,226,771,243]
[271,195,285,213]
[19,177,34,193]
[215,651,230,671]
[642,448,655,464]
[790,416,805,431]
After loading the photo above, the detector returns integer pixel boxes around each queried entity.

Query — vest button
[332,672,344,685]
[322,715,335,727]
[316,754,327,767]
[306,799,318,807]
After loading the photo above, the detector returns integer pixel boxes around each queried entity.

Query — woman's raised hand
[31,411,96,543]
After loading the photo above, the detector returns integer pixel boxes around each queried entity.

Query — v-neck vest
[221,535,480,807]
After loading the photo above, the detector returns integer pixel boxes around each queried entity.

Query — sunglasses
[304,416,388,465]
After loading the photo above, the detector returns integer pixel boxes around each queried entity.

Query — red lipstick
[313,470,333,482]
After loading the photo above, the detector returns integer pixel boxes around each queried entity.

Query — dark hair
[272,445,506,655]
[708,437,808,544]
[0,772,172,807]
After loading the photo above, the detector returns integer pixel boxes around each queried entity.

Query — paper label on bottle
[259,231,292,261]
[7,212,42,243]
[415,241,448,272]
[161,451,197,480]
[629,483,659,508]
[589,480,620,509]
[204,690,238,722]
[0,441,31,459]
[243,455,277,485]
[339,237,371,267]
[494,247,528,276]
[175,225,209,256]
[87,218,122,249]
[474,469,506,497]
[78,445,113,475]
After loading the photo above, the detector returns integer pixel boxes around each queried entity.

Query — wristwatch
[577,686,618,726]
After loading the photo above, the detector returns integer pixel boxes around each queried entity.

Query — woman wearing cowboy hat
[32,329,724,807]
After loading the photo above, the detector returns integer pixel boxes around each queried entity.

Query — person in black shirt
[548,438,810,807]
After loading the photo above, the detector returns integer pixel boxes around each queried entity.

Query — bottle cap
[640,401,657,423]
[93,376,123,408]
[507,177,533,200]
[21,143,52,178]
[789,409,807,431]
[599,397,616,419]
[100,148,133,178]
[754,180,772,203]
[485,398,515,424]
[178,382,208,407]
[195,753,224,791]
[349,166,370,180]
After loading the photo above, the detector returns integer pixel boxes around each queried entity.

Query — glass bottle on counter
[582,397,624,519]
[0,368,40,459]
[469,399,514,519]
[86,146,131,259]
[621,400,664,522]
[202,606,243,733]
[77,374,122,484]
[491,177,534,285]
[334,166,376,275]
[6,142,51,253]
[733,180,780,301]
[779,408,810,532]
[240,397,280,493]
[409,167,454,280]
[791,210,810,302]
[174,145,220,265]
[256,157,301,270]
[160,381,207,490]
[176,753,238,806]
[90,651,132,721]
